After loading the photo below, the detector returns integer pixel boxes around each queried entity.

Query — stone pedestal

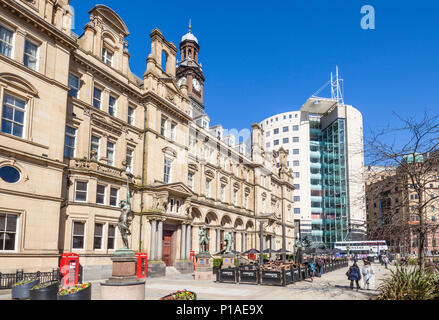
[147,260,166,278]
[222,254,235,268]
[174,260,194,274]
[100,249,146,300]
[194,253,212,281]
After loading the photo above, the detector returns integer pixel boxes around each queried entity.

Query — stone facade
[0,1,295,279]
[365,165,439,255]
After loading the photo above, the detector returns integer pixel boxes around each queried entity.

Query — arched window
[161,50,168,72]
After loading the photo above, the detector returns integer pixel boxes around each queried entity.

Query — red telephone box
[135,253,148,278]
[60,253,79,287]
[190,250,195,270]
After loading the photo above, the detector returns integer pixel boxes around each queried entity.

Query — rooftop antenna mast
[311,66,345,107]
[331,66,345,106]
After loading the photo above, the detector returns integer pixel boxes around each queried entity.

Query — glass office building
[310,117,351,248]
[261,103,366,248]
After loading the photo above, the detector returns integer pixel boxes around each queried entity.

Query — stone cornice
[0,0,78,51]
[0,188,63,203]
[0,54,69,92]
[145,127,188,151]
[143,91,192,123]
[190,197,256,219]
[0,145,66,169]
[67,158,142,185]
[72,50,143,100]
[69,97,144,137]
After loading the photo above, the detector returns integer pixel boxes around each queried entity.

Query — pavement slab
[0,262,394,300]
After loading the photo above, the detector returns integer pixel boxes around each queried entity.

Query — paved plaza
[0,262,394,300]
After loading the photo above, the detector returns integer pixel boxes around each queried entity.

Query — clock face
[177,77,186,87]
[192,78,201,92]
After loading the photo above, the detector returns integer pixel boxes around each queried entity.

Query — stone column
[216,229,221,252]
[181,224,186,259]
[157,220,163,260]
[186,225,191,259]
[150,220,157,261]
[242,233,246,252]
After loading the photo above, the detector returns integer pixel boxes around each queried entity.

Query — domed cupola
[181,20,198,44]
[176,19,206,106]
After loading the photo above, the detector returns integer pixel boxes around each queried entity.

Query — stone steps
[166,266,181,276]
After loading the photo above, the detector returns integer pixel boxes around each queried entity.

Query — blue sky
[71,0,439,145]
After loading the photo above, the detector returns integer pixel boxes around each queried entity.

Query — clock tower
[176,20,206,109]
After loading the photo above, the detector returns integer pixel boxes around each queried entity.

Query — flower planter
[160,290,197,300]
[30,281,59,300]
[58,284,92,300]
[12,279,40,300]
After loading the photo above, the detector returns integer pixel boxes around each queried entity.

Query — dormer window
[102,48,113,66]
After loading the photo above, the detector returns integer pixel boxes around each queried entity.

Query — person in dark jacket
[316,258,324,277]
[347,262,362,290]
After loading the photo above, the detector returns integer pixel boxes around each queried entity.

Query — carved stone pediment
[188,162,199,172]
[91,114,122,136]
[151,182,195,198]
[219,176,229,185]
[205,169,215,179]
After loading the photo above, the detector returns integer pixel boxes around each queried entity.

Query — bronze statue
[199,226,210,253]
[118,168,134,249]
[224,231,234,254]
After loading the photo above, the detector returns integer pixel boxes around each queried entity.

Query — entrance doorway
[162,230,173,266]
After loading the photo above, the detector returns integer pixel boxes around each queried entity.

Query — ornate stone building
[0,1,295,279]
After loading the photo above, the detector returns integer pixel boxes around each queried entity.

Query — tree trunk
[418,230,426,274]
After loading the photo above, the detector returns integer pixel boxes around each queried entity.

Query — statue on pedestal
[118,167,134,250]
[199,226,210,253]
[224,231,234,254]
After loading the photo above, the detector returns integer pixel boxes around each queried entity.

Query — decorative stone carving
[151,194,168,212]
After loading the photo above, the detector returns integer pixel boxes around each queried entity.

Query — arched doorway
[205,211,218,252]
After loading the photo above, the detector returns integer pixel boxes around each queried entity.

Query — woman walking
[361,261,374,290]
[347,262,362,290]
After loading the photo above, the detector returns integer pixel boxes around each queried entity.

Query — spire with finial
[181,18,198,44]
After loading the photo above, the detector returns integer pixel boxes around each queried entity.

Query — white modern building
[260,111,312,242]
[260,98,366,249]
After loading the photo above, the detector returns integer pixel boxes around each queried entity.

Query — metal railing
[0,269,61,290]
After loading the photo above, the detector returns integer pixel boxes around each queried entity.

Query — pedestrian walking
[346,262,362,290]
[316,258,323,277]
[361,261,374,290]
[308,260,316,282]
[384,256,389,269]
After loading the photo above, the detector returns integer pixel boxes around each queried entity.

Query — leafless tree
[365,112,439,273]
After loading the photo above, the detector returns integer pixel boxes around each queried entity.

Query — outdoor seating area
[216,255,349,287]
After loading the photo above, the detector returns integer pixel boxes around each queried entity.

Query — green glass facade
[310,118,349,249]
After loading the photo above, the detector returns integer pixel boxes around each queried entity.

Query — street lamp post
[260,220,264,267]
[282,223,287,264]
[257,213,273,268]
